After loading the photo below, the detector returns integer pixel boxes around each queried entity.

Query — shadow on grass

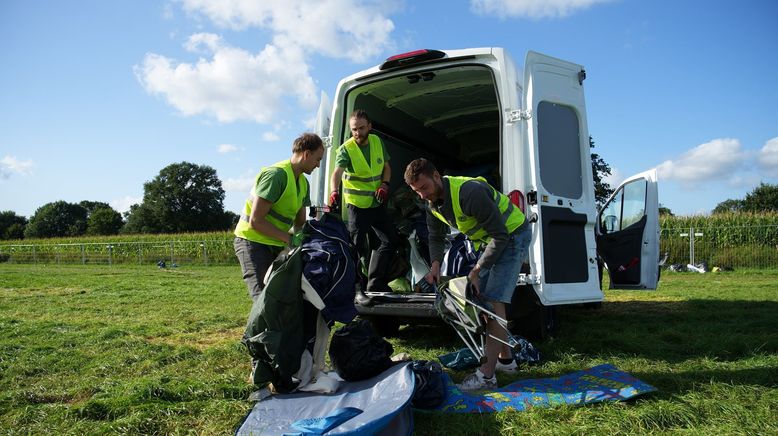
[552,299,778,364]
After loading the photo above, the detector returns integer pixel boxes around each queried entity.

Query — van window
[537,101,582,199]
[600,178,647,233]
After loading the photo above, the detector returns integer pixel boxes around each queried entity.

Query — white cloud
[603,167,624,189]
[0,155,34,179]
[218,143,239,153]
[110,196,143,214]
[470,0,612,19]
[135,34,318,123]
[180,0,397,61]
[656,138,746,187]
[757,136,778,177]
[223,176,255,193]
[261,132,280,142]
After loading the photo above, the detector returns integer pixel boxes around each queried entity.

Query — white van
[310,48,659,337]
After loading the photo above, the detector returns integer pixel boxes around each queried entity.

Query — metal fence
[661,225,778,270]
[0,239,238,266]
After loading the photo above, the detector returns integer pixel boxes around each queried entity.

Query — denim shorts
[478,225,532,304]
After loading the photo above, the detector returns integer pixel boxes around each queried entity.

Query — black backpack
[329,319,394,381]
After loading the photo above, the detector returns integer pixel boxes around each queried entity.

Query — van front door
[596,169,660,289]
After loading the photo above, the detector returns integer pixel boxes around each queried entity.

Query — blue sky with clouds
[1,0,777,219]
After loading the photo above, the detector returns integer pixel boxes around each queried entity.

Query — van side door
[596,169,660,289]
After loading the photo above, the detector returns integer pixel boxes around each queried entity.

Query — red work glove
[375,182,389,204]
[329,190,339,207]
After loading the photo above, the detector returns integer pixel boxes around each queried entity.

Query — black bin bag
[329,319,394,381]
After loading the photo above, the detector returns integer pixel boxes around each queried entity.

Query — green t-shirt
[254,167,311,207]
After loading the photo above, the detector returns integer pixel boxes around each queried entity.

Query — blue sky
[1,0,777,219]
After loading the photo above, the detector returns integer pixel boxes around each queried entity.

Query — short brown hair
[292,133,323,153]
[404,158,438,185]
[349,109,371,123]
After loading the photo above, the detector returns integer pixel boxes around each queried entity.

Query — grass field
[1,264,776,435]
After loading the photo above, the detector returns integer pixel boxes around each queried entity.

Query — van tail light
[508,190,526,215]
[379,49,446,70]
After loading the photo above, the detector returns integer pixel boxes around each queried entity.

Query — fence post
[170,241,174,264]
[33,245,37,264]
[201,241,208,266]
[138,243,142,265]
[107,244,113,266]
[81,244,86,264]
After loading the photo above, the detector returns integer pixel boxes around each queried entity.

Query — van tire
[508,285,556,341]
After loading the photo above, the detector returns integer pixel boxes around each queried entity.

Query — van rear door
[523,51,602,305]
[596,169,660,289]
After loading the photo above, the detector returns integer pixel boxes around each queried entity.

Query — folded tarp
[236,362,414,435]
[435,363,656,413]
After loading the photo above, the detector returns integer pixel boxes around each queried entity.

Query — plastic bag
[329,319,394,381]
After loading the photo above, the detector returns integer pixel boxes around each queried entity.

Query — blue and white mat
[436,363,656,413]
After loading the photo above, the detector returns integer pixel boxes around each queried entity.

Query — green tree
[742,183,778,212]
[86,207,124,235]
[79,201,112,215]
[0,211,27,240]
[24,201,88,238]
[590,136,614,208]
[123,162,233,234]
[658,204,674,216]
[712,198,744,214]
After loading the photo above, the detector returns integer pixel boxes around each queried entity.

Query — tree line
[1,162,239,240]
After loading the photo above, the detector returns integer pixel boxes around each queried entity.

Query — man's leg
[480,301,508,378]
[234,237,279,302]
[366,204,398,292]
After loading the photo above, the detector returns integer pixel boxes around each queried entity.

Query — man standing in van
[234,133,325,301]
[329,110,398,294]
[404,158,531,390]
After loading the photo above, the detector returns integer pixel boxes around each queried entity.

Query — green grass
[1,265,776,435]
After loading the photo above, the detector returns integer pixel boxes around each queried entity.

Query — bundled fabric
[329,319,394,381]
[301,213,358,323]
[440,233,481,277]
[242,248,316,393]
[410,360,447,409]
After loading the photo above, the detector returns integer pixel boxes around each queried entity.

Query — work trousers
[346,203,398,292]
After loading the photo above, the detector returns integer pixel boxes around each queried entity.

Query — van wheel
[508,285,556,341]
[365,317,400,338]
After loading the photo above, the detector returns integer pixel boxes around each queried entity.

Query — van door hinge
[506,109,532,123]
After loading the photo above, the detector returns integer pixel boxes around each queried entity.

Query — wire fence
[661,225,778,270]
[1,225,776,270]
[0,239,238,266]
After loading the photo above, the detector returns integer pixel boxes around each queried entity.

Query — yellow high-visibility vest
[429,176,525,250]
[234,160,307,246]
[341,134,384,208]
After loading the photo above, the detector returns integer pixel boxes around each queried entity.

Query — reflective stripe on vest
[429,176,525,250]
[233,160,307,246]
[341,134,384,208]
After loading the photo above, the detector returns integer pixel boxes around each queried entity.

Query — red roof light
[379,49,446,70]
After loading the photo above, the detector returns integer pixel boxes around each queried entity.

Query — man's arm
[381,160,391,183]
[249,196,292,245]
[330,166,344,192]
[461,182,510,270]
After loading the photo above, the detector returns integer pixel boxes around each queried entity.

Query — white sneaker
[495,359,518,374]
[457,369,497,391]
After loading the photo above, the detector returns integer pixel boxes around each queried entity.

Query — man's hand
[329,190,339,207]
[375,182,389,204]
[288,231,304,248]
[468,264,481,295]
[424,261,441,285]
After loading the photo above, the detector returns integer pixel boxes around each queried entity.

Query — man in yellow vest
[329,110,398,293]
[234,133,325,301]
[404,158,531,391]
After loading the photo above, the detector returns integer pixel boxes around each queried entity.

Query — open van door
[310,91,332,208]
[523,51,602,305]
[596,169,660,290]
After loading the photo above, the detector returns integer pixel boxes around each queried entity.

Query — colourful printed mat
[435,364,655,413]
